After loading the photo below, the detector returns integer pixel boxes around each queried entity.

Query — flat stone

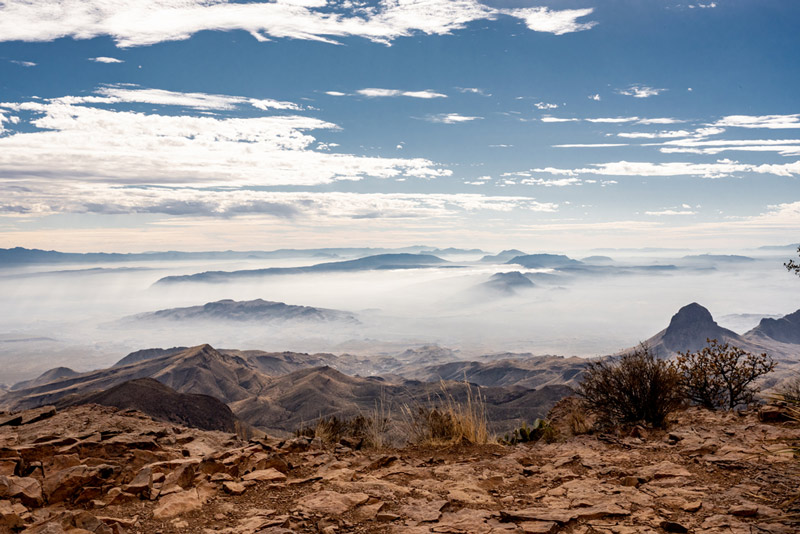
[501,503,630,524]
[242,468,287,483]
[0,475,43,507]
[296,490,370,516]
[729,504,758,517]
[223,481,247,495]
[520,521,558,533]
[400,498,447,522]
[153,488,203,519]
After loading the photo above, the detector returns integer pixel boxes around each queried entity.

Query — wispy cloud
[10,59,36,67]
[588,94,601,101]
[94,84,302,110]
[554,143,628,148]
[89,56,123,63]
[0,185,558,219]
[534,102,558,110]
[0,88,451,191]
[457,87,491,97]
[532,159,800,179]
[425,113,482,124]
[645,209,696,216]
[0,1,598,48]
[541,116,578,123]
[356,88,447,99]
[713,114,800,129]
[617,85,665,98]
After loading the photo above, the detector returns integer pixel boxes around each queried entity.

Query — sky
[0,0,799,253]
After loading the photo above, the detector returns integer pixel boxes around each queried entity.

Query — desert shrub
[547,396,592,437]
[401,381,491,446]
[578,344,683,429]
[776,374,800,403]
[296,413,384,449]
[675,338,776,410]
[501,419,557,445]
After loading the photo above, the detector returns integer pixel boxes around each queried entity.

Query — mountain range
[3,302,799,436]
[155,253,450,284]
[121,298,358,324]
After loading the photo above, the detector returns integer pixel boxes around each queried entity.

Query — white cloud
[534,102,558,110]
[457,87,491,97]
[540,116,578,123]
[585,117,639,123]
[92,84,302,111]
[617,85,665,98]
[659,137,800,157]
[0,185,558,218]
[0,1,597,48]
[588,94,601,101]
[713,114,800,129]
[532,159,800,179]
[425,113,482,124]
[637,117,683,125]
[520,177,583,187]
[507,7,596,35]
[554,143,628,148]
[688,3,717,8]
[618,130,693,139]
[0,89,451,189]
[357,88,447,99]
[325,91,348,96]
[645,209,696,216]
[89,56,124,63]
[10,60,36,67]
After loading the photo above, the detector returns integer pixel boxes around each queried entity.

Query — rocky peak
[750,309,800,344]
[662,302,739,353]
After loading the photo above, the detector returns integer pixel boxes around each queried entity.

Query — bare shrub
[675,338,776,410]
[578,344,683,429]
[401,381,491,446]
[547,396,592,437]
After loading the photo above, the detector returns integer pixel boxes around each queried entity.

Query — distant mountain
[10,367,79,391]
[0,344,271,411]
[114,346,189,367]
[479,249,526,263]
[479,272,535,294]
[505,254,582,269]
[65,377,238,433]
[1,343,575,435]
[644,302,743,355]
[155,253,449,284]
[746,310,800,345]
[123,298,358,324]
[758,244,799,251]
[682,254,756,263]
[0,246,445,266]
[230,365,572,434]
[420,247,485,256]
[581,255,614,264]
[400,356,587,390]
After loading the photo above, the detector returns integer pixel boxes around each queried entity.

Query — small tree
[578,344,683,428]
[675,338,776,410]
[785,245,800,276]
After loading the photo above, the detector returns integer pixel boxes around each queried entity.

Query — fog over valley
[1,245,797,385]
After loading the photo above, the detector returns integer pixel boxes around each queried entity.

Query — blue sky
[0,0,798,252]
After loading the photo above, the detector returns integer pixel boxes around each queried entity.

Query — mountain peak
[662,303,738,353]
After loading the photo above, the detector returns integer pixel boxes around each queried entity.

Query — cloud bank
[0,0,598,48]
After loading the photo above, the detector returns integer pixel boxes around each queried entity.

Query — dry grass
[400,380,491,446]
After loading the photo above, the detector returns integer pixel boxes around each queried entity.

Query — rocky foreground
[1,404,799,534]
